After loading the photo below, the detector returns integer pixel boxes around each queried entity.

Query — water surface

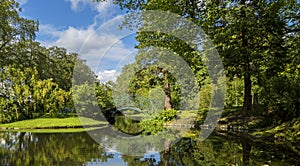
[0,129,298,165]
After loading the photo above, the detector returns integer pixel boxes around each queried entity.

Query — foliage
[0,0,38,66]
[0,0,94,123]
[42,46,78,91]
[139,118,164,134]
[149,87,165,110]
[0,0,93,123]
[99,0,300,115]
[139,109,177,134]
[114,61,181,110]
[94,81,115,116]
[225,76,244,108]
[0,66,69,123]
[198,79,212,109]
[72,58,97,86]
[2,40,79,91]
[114,45,203,111]
[260,73,300,122]
[159,109,177,122]
[72,82,99,118]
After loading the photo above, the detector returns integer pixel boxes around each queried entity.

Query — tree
[97,0,299,113]
[95,81,115,116]
[0,65,69,122]
[45,46,78,91]
[72,82,104,119]
[114,55,183,111]
[0,0,38,66]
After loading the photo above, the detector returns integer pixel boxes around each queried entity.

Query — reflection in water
[0,130,299,165]
[0,131,114,165]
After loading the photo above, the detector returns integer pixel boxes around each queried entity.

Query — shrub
[139,109,177,134]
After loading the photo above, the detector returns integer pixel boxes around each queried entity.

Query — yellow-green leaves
[0,65,69,123]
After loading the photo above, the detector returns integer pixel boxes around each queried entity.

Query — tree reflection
[0,132,113,165]
[0,131,298,165]
[154,132,299,165]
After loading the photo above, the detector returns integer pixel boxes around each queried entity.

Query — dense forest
[0,0,299,145]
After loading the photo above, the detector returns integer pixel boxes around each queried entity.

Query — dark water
[0,129,299,166]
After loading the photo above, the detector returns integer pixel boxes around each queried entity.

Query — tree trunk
[253,92,258,106]
[240,0,252,112]
[243,62,252,112]
[163,69,172,110]
[242,139,251,166]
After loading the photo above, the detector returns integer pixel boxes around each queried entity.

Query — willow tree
[0,66,70,122]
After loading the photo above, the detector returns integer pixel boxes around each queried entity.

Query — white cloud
[37,1,137,75]
[65,0,90,11]
[65,0,114,14]
[97,70,120,82]
[65,0,116,23]
[39,24,62,38]
[93,0,113,13]
[16,0,28,6]
[38,15,137,73]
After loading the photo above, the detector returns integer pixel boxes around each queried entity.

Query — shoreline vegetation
[1,109,298,151]
[0,117,108,131]
[0,109,298,156]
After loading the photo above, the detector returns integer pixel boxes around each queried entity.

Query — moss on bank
[213,108,300,153]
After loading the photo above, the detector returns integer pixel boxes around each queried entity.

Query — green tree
[95,81,115,117]
[0,0,38,66]
[45,46,78,91]
[96,0,299,114]
[0,65,69,122]
[72,82,102,119]
[257,0,300,121]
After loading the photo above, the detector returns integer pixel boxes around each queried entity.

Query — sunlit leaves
[0,0,38,65]
[0,66,69,122]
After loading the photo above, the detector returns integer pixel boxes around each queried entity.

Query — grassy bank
[213,108,300,153]
[0,117,108,130]
[251,117,300,143]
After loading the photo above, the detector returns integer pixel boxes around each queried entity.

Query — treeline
[1,0,299,126]
[0,0,105,123]
[100,0,300,124]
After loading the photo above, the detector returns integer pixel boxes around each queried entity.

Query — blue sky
[17,0,138,82]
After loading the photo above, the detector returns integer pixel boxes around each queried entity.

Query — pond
[0,128,299,165]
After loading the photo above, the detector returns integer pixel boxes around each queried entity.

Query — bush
[139,118,164,134]
[260,75,300,122]
[139,109,177,134]
[158,109,177,122]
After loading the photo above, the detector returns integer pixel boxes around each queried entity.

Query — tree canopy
[0,0,98,123]
[97,0,300,120]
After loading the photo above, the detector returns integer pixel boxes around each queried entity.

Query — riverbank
[0,117,108,131]
[213,108,300,154]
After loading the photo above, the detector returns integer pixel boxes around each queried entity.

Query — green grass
[4,127,106,133]
[177,110,198,119]
[0,117,108,130]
